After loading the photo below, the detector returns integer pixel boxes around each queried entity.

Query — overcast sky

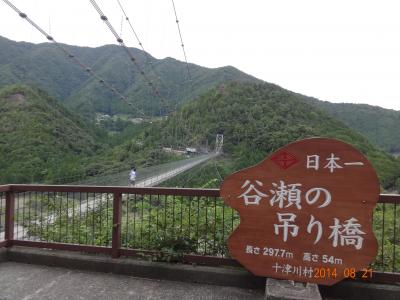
[1,0,399,110]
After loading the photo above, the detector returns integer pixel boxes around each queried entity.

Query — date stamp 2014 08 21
[313,267,373,280]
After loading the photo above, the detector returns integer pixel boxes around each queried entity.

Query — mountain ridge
[303,97,400,153]
[0,84,103,183]
[143,82,400,189]
[1,35,399,154]
[0,36,260,118]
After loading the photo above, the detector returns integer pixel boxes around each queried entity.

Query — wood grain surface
[220,138,379,285]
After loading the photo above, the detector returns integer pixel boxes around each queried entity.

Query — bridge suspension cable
[170,0,192,83]
[170,0,194,121]
[89,0,171,115]
[1,0,146,118]
[115,0,172,110]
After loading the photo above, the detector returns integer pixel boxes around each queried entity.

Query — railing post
[112,192,122,258]
[5,190,15,246]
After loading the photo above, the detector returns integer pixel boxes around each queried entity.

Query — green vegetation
[17,192,399,271]
[0,85,187,184]
[0,85,103,183]
[1,81,399,193]
[146,82,400,190]
[2,82,397,271]
[373,203,400,271]
[0,36,258,119]
[306,99,400,154]
[2,35,399,158]
[21,193,239,261]
[1,36,398,274]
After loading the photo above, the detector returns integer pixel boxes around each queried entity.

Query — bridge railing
[372,195,399,274]
[0,184,399,283]
[0,190,5,246]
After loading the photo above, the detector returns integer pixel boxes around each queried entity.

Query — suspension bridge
[0,134,223,240]
[0,0,225,239]
[0,0,222,189]
[73,134,223,187]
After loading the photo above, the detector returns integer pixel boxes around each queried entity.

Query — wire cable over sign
[1,0,146,118]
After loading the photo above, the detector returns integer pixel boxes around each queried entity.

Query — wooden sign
[220,138,379,285]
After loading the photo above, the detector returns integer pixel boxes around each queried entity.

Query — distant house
[95,113,111,124]
[185,147,197,154]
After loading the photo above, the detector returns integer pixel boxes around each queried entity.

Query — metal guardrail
[0,191,5,247]
[0,185,399,283]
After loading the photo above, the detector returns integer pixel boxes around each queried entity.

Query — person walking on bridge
[129,166,136,186]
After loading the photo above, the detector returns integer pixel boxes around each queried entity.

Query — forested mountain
[304,98,400,154]
[1,35,399,166]
[0,84,188,184]
[0,85,103,183]
[143,82,400,190]
[0,36,258,118]
[1,81,396,197]
[1,81,399,191]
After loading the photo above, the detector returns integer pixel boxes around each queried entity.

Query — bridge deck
[75,154,215,187]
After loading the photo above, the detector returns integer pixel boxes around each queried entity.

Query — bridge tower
[215,134,224,154]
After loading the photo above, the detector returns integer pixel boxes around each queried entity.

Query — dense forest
[1,35,399,156]
[0,49,399,273]
[143,82,400,191]
[0,85,101,183]
[305,98,400,154]
[1,82,399,192]
[0,36,258,118]
[0,85,177,184]
[0,35,399,190]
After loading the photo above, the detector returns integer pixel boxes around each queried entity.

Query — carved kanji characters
[238,180,267,205]
[329,217,366,250]
[274,213,299,242]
